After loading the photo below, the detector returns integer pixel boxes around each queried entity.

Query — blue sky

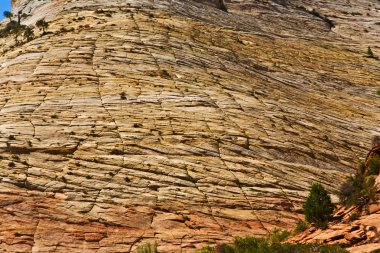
[0,0,12,20]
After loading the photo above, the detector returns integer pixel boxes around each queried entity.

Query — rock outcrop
[0,0,380,252]
[288,147,380,253]
[288,176,380,252]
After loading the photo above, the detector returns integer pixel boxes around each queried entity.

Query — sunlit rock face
[1,0,380,252]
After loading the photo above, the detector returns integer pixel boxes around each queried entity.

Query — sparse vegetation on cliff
[2,0,380,252]
[367,46,377,59]
[367,157,380,175]
[23,26,35,42]
[3,11,13,22]
[293,220,309,234]
[0,11,35,45]
[195,234,348,253]
[339,159,378,207]
[36,19,49,35]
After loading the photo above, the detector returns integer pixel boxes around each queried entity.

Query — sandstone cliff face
[1,0,380,252]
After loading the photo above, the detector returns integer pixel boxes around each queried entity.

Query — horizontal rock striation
[1,0,380,252]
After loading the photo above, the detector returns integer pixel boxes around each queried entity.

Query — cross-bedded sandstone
[0,0,380,252]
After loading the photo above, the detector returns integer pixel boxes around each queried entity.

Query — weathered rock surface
[0,0,379,252]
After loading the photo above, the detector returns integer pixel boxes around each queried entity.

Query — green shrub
[361,176,377,202]
[269,228,291,243]
[303,183,334,228]
[196,246,215,253]
[120,91,127,100]
[0,21,19,37]
[137,242,157,253]
[233,237,271,253]
[23,26,35,42]
[376,89,380,96]
[294,220,309,234]
[216,244,235,253]
[36,19,49,35]
[278,243,348,253]
[340,175,376,206]
[196,237,348,253]
[339,159,378,207]
[339,175,363,206]
[367,158,380,176]
[3,11,13,22]
[367,46,375,58]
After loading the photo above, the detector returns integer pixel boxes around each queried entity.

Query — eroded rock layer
[1,0,380,252]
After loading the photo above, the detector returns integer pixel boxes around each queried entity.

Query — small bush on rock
[269,228,291,244]
[4,11,13,22]
[303,183,334,229]
[294,220,309,234]
[195,236,348,253]
[36,19,49,35]
[367,46,375,58]
[339,158,378,207]
[367,157,380,176]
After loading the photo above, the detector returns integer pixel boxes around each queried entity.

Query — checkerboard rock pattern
[1,0,380,252]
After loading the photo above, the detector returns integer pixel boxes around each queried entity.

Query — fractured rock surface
[0,0,380,252]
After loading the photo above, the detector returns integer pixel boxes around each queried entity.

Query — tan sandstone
[0,0,380,252]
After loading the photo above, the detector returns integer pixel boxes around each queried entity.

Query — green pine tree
[36,19,49,35]
[4,11,13,22]
[303,183,334,228]
[23,26,35,42]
